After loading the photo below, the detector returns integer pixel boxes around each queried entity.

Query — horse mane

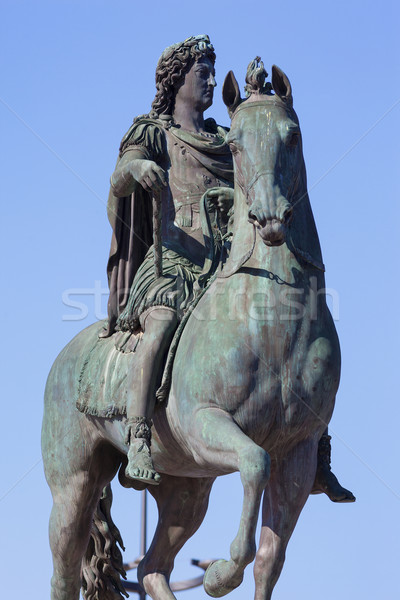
[289,133,324,271]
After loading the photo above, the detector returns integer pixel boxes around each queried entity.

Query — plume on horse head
[223,57,293,116]
[244,57,271,96]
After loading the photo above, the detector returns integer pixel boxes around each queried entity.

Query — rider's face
[176,56,216,111]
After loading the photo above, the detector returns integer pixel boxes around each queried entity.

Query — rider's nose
[208,74,217,87]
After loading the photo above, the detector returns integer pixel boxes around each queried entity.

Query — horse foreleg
[253,439,318,600]
[138,474,214,600]
[188,408,270,598]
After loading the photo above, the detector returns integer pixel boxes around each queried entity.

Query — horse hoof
[203,560,243,598]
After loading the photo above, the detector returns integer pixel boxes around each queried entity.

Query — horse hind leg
[48,480,99,599]
[253,438,318,600]
[187,408,270,598]
[138,474,214,600]
[44,436,121,600]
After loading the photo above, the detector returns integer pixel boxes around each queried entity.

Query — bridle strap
[234,157,275,205]
[245,169,275,196]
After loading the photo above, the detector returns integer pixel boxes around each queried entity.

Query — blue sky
[1,1,399,598]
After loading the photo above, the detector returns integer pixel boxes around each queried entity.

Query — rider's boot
[311,431,355,502]
[123,307,177,486]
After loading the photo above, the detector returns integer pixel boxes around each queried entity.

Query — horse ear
[223,70,242,116]
[271,65,293,105]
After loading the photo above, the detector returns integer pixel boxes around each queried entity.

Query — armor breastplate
[160,130,227,265]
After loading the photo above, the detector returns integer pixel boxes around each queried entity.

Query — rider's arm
[110,148,147,196]
[110,121,167,197]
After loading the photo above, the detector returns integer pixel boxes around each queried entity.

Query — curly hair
[149,35,216,118]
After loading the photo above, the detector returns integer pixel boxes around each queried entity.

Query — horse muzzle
[257,218,286,246]
[248,206,292,246]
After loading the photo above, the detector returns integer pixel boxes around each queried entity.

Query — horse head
[223,59,303,247]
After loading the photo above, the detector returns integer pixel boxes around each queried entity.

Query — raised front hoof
[204,560,243,598]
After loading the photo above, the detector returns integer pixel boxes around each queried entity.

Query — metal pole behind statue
[139,490,146,600]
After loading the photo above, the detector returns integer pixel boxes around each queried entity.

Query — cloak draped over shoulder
[103,117,233,336]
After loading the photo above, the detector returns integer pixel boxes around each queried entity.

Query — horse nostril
[283,206,293,222]
[248,210,256,224]
[248,211,266,227]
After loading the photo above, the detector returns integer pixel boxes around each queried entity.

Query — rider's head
[150,35,216,118]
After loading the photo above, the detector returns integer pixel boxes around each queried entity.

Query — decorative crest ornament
[244,56,272,96]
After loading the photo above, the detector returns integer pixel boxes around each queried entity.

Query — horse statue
[42,60,341,600]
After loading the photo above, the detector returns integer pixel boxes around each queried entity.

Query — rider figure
[102,35,355,502]
[102,35,234,485]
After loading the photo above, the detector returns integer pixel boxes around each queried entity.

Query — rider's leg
[312,428,355,502]
[125,306,177,485]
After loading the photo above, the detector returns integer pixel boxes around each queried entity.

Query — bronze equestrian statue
[42,36,354,600]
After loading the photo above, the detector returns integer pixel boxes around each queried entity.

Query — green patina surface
[42,45,353,600]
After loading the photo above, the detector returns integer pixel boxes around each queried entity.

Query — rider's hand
[129,159,168,193]
[207,187,234,214]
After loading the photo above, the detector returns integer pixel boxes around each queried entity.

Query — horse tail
[81,484,128,600]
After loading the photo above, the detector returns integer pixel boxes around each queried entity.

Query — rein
[217,225,256,279]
